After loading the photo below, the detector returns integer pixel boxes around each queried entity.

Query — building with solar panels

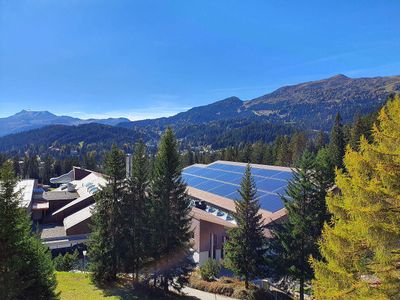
[183,160,293,266]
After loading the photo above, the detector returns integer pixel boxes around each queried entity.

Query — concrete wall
[199,220,226,252]
[73,167,92,180]
[190,218,201,252]
[194,219,227,265]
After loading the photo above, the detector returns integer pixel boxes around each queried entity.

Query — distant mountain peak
[330,74,349,80]
[14,109,55,117]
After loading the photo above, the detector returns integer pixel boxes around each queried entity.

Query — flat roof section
[39,224,67,239]
[183,160,293,213]
[41,191,79,201]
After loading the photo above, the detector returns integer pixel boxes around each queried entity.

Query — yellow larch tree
[311,95,400,300]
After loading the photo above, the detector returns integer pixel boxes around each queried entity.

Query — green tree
[0,161,58,299]
[88,145,125,284]
[41,156,54,184]
[251,140,265,164]
[315,130,327,151]
[224,164,266,289]
[275,136,292,166]
[12,155,21,176]
[348,113,376,151]
[200,259,221,281]
[311,96,400,299]
[122,141,150,283]
[328,113,345,169]
[149,128,192,291]
[290,132,308,164]
[268,152,328,300]
[53,249,79,271]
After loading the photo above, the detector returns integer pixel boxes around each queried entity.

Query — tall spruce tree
[121,141,150,283]
[149,128,192,290]
[224,164,266,289]
[328,113,345,169]
[0,161,58,300]
[311,96,400,299]
[268,151,328,300]
[88,145,125,284]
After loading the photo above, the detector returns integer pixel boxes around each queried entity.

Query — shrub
[234,288,272,300]
[53,249,80,271]
[200,259,221,281]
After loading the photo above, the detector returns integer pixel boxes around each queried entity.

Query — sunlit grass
[56,272,119,300]
[56,272,197,300]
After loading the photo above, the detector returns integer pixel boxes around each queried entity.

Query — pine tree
[12,155,20,176]
[88,144,125,284]
[315,130,327,151]
[240,144,252,163]
[41,156,54,184]
[224,164,266,289]
[0,161,58,299]
[275,135,292,166]
[328,113,345,169]
[251,140,265,164]
[149,128,192,291]
[268,151,328,300]
[121,141,150,283]
[311,96,400,299]
[290,132,308,164]
[263,144,274,165]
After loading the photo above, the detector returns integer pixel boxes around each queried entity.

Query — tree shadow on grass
[102,278,200,300]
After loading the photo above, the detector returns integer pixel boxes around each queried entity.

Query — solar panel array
[183,162,293,213]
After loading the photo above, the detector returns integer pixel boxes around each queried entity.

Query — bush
[234,288,272,300]
[53,249,80,271]
[200,259,221,281]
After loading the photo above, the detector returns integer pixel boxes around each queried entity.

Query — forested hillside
[120,74,400,130]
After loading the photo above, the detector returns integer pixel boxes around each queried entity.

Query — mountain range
[120,74,400,130]
[0,74,399,151]
[0,110,129,137]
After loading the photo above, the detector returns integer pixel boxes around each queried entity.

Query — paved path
[174,286,238,300]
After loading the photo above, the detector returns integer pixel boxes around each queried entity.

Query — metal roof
[63,204,93,230]
[15,179,35,208]
[51,172,106,216]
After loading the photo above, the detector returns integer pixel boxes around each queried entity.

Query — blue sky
[0,0,399,120]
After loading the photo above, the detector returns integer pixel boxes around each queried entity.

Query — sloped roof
[63,204,93,230]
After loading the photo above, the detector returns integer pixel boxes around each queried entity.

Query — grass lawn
[56,272,198,300]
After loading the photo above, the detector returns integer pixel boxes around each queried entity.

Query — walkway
[174,286,238,300]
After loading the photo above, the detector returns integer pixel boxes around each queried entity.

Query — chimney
[126,154,132,179]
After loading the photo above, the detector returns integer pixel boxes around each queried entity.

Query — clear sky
[0,0,399,120]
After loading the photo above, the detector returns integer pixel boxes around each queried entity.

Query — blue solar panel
[183,162,293,213]
[272,186,286,195]
[252,168,281,178]
[196,168,219,178]
[209,163,245,173]
[254,176,267,185]
[182,174,208,187]
[211,184,238,197]
[195,180,224,191]
[226,190,240,200]
[258,194,285,212]
[272,171,294,181]
[257,178,287,192]
[182,166,205,175]
[215,172,242,183]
